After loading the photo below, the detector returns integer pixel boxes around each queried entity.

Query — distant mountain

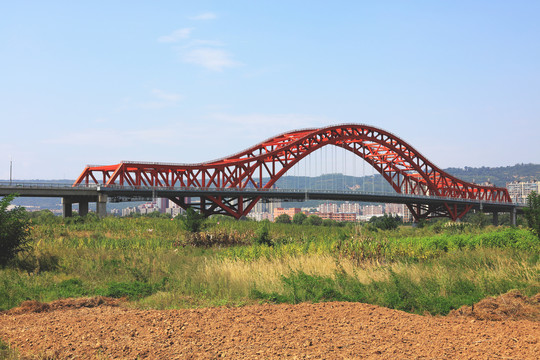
[444,163,540,187]
[274,163,540,191]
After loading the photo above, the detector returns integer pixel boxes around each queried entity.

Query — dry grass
[198,249,540,303]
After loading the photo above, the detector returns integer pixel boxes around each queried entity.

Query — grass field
[1,214,539,316]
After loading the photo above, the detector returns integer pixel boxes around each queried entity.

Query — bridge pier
[492,212,498,226]
[62,196,100,218]
[62,198,73,218]
[79,200,89,217]
[97,194,107,218]
[511,208,517,227]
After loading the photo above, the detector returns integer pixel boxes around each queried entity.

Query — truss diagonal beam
[73,124,512,220]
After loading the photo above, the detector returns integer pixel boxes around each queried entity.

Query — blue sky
[1,1,539,180]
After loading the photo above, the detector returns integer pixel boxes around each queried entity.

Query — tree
[179,207,205,232]
[369,214,401,230]
[524,191,540,237]
[275,214,292,224]
[306,214,323,226]
[292,212,307,225]
[464,211,490,228]
[0,194,32,266]
[322,218,336,227]
[28,209,61,225]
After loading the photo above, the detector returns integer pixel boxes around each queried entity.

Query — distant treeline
[445,163,540,187]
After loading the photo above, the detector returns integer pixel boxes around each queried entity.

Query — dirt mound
[3,296,122,315]
[1,300,539,359]
[449,290,540,321]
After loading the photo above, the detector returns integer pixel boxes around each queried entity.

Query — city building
[385,203,411,218]
[318,202,338,214]
[507,181,540,204]
[248,200,281,221]
[273,207,301,220]
[339,202,361,214]
[362,204,384,217]
[318,212,357,222]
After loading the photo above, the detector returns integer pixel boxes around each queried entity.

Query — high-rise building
[507,181,540,204]
[339,202,360,214]
[318,202,338,213]
[384,203,404,215]
[362,204,384,216]
[159,198,169,213]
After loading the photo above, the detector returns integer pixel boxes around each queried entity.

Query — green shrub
[100,281,156,299]
[369,214,400,230]
[54,278,88,298]
[306,214,323,226]
[179,207,205,232]
[254,221,273,246]
[0,194,32,266]
[275,214,291,224]
[524,191,540,237]
[292,212,307,225]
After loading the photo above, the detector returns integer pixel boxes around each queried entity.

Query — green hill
[445,163,540,187]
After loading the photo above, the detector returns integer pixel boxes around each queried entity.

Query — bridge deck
[0,183,521,215]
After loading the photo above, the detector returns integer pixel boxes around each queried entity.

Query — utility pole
[9,157,13,185]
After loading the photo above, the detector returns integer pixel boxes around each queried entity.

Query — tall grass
[1,216,538,314]
[249,249,540,315]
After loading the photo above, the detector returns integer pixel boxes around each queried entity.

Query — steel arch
[74,124,512,220]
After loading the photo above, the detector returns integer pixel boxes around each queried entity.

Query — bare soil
[1,293,539,359]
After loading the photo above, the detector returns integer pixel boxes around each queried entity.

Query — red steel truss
[73,124,512,220]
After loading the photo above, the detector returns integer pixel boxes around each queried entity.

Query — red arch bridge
[66,124,517,223]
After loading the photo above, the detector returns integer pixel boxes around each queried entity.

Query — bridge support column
[97,194,107,217]
[511,208,517,227]
[62,198,73,218]
[79,201,89,217]
[492,212,498,226]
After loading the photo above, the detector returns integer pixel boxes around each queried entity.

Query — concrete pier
[97,194,107,217]
[62,198,73,218]
[79,200,89,216]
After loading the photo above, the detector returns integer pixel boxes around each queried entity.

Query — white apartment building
[319,202,338,213]
[339,202,361,214]
[507,181,540,204]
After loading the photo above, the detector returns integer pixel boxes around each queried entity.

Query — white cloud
[183,39,225,48]
[190,12,217,20]
[157,13,241,72]
[157,28,193,43]
[183,48,242,71]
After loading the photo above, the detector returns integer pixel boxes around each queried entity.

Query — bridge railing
[0,181,99,189]
[97,184,516,206]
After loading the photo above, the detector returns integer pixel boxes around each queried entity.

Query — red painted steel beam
[73,124,512,219]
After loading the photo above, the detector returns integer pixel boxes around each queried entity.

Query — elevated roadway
[0,182,522,224]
